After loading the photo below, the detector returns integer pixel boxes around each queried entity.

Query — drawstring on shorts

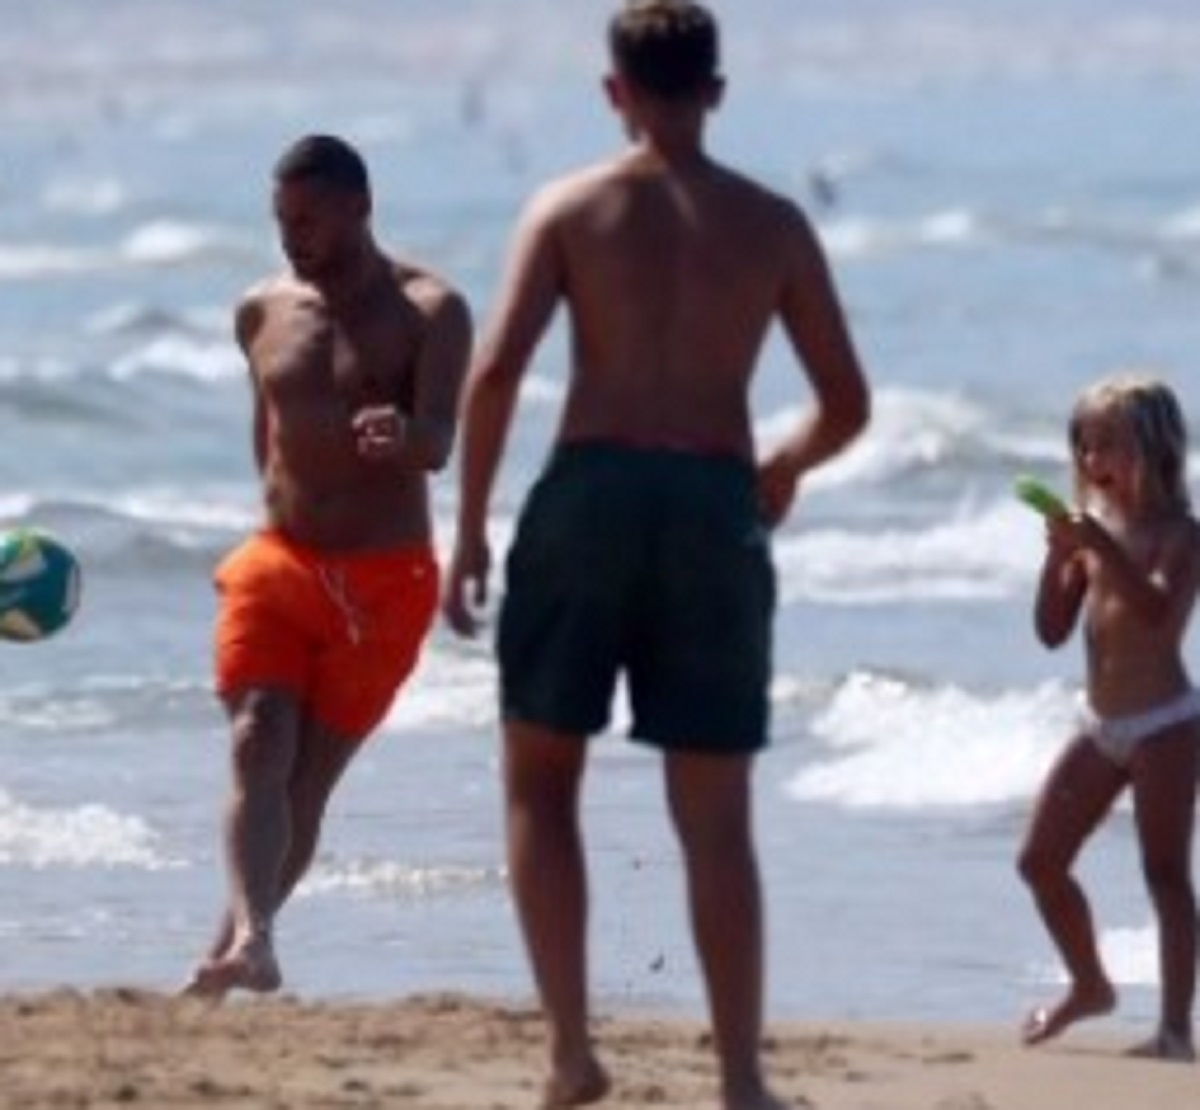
[318,565,364,645]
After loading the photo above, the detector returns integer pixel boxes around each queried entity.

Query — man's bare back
[510,146,858,464]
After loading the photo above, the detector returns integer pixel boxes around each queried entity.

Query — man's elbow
[416,425,456,472]
[847,387,871,439]
[830,381,871,449]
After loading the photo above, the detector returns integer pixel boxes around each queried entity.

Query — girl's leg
[1130,724,1198,1058]
[1016,734,1125,1043]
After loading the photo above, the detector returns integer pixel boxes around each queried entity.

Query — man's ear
[603,73,626,110]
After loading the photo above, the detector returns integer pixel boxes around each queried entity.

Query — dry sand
[0,988,1192,1108]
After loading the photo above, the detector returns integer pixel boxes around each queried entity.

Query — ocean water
[2,0,1200,1035]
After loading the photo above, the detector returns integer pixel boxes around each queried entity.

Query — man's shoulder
[525,159,626,216]
[391,258,468,318]
[234,273,306,343]
[384,259,472,351]
[557,155,804,222]
[240,272,303,310]
[716,162,806,220]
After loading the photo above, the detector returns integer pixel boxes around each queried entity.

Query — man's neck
[629,136,710,175]
[317,243,389,316]
[626,103,710,167]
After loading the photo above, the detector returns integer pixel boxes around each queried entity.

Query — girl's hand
[1047,511,1107,556]
[1044,511,1079,555]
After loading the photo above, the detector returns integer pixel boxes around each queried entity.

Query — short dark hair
[608,0,719,101]
[273,134,370,195]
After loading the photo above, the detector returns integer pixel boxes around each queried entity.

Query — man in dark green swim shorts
[499,442,774,754]
[443,3,871,1107]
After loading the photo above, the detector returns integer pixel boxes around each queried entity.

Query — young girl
[1017,373,1200,1061]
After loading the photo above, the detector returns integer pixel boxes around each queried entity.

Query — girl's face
[1072,406,1142,513]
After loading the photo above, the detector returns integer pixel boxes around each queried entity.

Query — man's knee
[1017,842,1074,894]
[672,793,754,870]
[503,721,586,816]
[227,688,299,786]
[1142,855,1194,903]
[665,754,752,846]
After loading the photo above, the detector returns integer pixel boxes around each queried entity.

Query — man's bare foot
[725,1092,794,1110]
[1022,982,1116,1045]
[540,1056,610,1108]
[721,1075,795,1110]
[1127,1027,1196,1063]
[181,933,282,1000]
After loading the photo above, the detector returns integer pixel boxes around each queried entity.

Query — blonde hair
[1069,372,1191,514]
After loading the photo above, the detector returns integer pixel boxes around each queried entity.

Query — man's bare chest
[256,308,419,410]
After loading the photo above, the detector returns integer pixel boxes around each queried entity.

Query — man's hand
[353,404,406,460]
[756,451,802,529]
[443,535,491,637]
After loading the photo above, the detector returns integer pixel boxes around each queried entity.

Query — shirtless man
[442,4,870,1107]
[184,134,472,998]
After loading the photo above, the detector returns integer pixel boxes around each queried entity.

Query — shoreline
[0,988,1193,1108]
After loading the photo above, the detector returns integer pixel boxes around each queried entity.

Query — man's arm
[351,275,472,473]
[403,279,474,472]
[443,188,565,635]
[759,206,871,526]
[234,291,269,474]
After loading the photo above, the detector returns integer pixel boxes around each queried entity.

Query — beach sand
[0,988,1192,1108]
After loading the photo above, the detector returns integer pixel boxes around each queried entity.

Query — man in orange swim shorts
[183,134,472,998]
[215,531,439,741]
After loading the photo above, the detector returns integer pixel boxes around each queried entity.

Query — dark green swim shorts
[497,441,776,754]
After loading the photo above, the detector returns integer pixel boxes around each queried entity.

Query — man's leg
[188,709,360,991]
[503,720,609,1108]
[665,751,789,1110]
[185,687,301,997]
[276,713,361,898]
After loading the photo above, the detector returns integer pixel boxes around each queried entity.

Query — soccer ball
[0,528,83,642]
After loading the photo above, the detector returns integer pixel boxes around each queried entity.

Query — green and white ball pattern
[0,528,82,642]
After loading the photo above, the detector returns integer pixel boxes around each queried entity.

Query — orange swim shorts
[214,530,439,740]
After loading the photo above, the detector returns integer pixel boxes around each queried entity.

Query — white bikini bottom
[1080,688,1200,768]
